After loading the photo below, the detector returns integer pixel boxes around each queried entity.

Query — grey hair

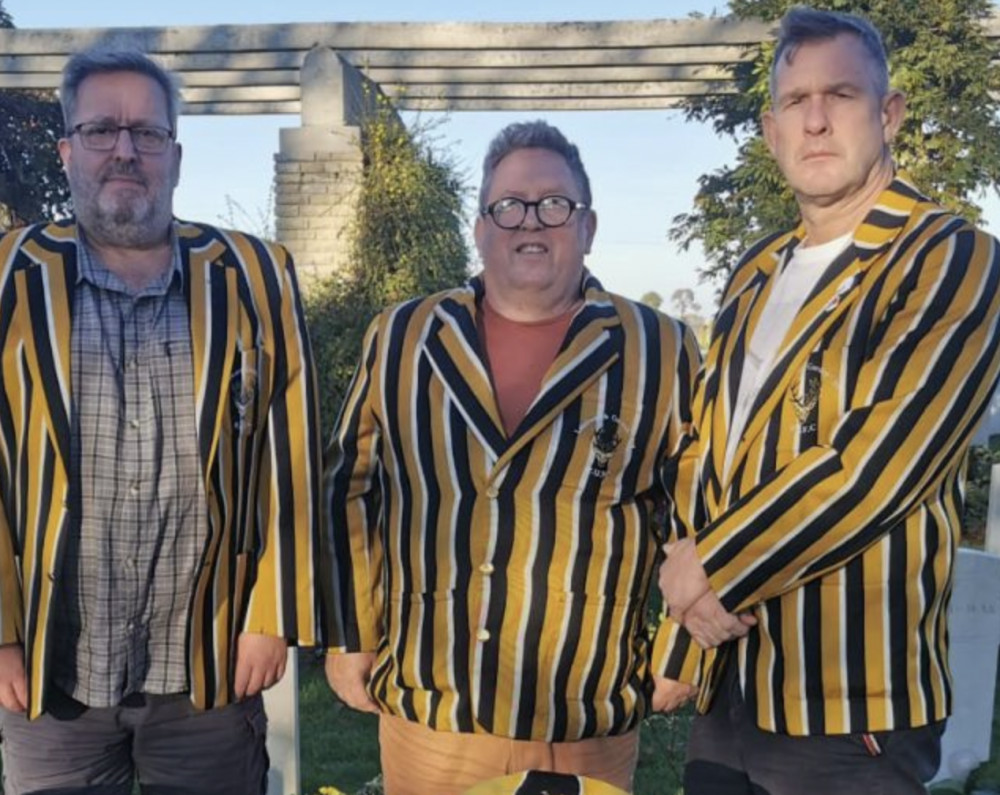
[479,120,592,210]
[770,6,890,99]
[60,46,182,133]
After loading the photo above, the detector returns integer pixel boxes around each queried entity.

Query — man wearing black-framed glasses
[324,120,702,794]
[0,45,328,795]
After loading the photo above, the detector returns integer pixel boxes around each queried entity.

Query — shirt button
[478,562,494,574]
[476,628,491,642]
[129,418,140,429]
[485,485,499,499]
[129,483,140,496]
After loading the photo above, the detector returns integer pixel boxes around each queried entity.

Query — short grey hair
[60,46,182,133]
[479,120,592,210]
[770,6,890,99]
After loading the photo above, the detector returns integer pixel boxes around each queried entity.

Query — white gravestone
[263,649,301,795]
[932,548,1000,783]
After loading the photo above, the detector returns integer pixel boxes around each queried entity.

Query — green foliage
[670,0,1000,285]
[305,104,470,437]
[0,2,71,230]
[962,443,1000,547]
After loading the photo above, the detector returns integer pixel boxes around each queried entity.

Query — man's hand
[660,538,756,648]
[234,632,288,699]
[659,538,713,619]
[325,651,379,714]
[682,589,757,649]
[0,643,27,712]
[651,675,696,713]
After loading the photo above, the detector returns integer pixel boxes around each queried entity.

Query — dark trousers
[684,660,944,795]
[0,688,269,795]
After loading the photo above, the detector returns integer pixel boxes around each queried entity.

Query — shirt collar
[75,225,184,296]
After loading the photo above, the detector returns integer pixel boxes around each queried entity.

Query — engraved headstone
[932,548,1000,783]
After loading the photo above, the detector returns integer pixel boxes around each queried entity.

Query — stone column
[274,47,373,283]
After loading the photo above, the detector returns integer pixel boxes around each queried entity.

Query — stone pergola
[0,18,810,279]
[2,17,1000,794]
[2,16,999,279]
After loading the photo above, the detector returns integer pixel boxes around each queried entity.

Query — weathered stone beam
[392,96,699,111]
[380,79,734,99]
[0,18,776,53]
[0,45,758,74]
[0,64,734,90]
[364,64,734,84]
[182,100,301,114]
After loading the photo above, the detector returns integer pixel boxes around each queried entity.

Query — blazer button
[476,628,491,642]
[485,485,499,499]
[478,562,495,575]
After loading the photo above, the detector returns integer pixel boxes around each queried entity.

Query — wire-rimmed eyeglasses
[481,195,589,230]
[68,122,175,155]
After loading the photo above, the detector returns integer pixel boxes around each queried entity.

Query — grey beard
[77,197,172,249]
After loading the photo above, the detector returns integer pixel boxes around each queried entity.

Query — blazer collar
[703,173,928,494]
[425,271,622,463]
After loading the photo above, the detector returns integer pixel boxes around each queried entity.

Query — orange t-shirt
[478,297,579,436]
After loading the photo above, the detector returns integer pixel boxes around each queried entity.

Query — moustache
[100,164,147,185]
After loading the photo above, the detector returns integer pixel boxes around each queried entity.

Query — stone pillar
[274,47,374,283]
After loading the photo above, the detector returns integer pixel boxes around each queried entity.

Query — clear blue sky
[6,0,998,316]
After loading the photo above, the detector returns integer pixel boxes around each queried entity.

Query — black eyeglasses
[68,122,174,155]
[481,195,588,230]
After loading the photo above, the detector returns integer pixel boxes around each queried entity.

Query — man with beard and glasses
[0,46,328,794]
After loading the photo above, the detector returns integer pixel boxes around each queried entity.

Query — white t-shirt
[723,233,852,477]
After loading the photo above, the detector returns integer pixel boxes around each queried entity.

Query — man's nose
[803,97,830,134]
[111,127,139,158]
[519,203,544,229]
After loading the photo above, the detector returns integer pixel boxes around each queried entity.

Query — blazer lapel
[18,224,78,468]
[497,289,621,470]
[723,174,925,485]
[426,283,507,460]
[180,223,237,475]
[700,256,776,507]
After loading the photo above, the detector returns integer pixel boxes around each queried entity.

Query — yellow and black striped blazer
[658,175,1000,736]
[324,274,701,741]
[0,220,326,718]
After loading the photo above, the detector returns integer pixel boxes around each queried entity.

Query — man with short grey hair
[0,46,327,794]
[324,120,703,794]
[658,6,1000,794]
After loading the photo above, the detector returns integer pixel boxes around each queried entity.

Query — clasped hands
[659,537,756,650]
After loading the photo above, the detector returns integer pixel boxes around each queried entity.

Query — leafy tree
[0,2,71,229]
[304,103,470,437]
[639,290,663,310]
[670,0,1000,284]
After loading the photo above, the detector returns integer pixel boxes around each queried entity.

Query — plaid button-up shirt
[51,235,208,707]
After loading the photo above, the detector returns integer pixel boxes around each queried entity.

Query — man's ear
[473,213,485,256]
[58,137,72,171]
[583,209,597,255]
[881,90,906,145]
[172,142,183,188]
[762,109,777,157]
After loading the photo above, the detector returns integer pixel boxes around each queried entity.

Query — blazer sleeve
[697,223,1000,614]
[0,509,23,646]
[651,322,706,683]
[322,314,385,653]
[242,242,325,645]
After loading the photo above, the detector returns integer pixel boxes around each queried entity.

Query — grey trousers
[684,660,944,795]
[0,688,268,795]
